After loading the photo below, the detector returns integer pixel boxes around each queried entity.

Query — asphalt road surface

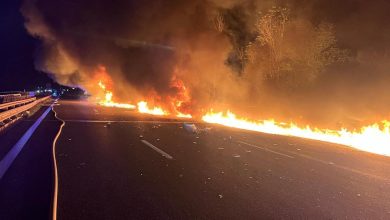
[1,100,390,219]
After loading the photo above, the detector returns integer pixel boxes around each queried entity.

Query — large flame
[95,67,390,156]
[202,110,390,156]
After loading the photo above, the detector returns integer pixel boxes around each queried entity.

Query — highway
[1,100,390,219]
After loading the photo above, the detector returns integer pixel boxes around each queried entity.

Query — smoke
[22,0,390,128]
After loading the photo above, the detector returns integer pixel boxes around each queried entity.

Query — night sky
[0,0,54,92]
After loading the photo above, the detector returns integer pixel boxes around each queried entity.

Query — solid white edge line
[0,105,53,179]
[141,140,173,160]
[51,103,65,220]
[58,120,196,124]
[238,140,295,159]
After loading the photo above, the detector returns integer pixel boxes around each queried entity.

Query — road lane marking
[141,140,173,160]
[284,150,390,182]
[52,103,64,220]
[238,140,390,181]
[0,105,52,179]
[237,141,295,159]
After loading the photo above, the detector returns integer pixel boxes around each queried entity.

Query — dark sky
[0,0,54,91]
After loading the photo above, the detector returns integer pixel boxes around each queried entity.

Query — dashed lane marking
[237,140,295,159]
[141,140,173,160]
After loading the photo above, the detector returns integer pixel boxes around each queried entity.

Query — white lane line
[141,140,173,160]
[51,103,65,220]
[0,105,52,179]
[240,140,388,181]
[285,150,390,182]
[237,141,295,159]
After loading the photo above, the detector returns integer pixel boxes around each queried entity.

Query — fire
[95,67,390,157]
[97,81,136,109]
[97,81,169,116]
[96,70,192,117]
[169,76,192,118]
[176,112,192,118]
[202,110,390,156]
[137,101,168,116]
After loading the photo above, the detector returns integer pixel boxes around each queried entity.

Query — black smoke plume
[22,0,390,127]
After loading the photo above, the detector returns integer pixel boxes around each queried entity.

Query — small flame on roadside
[137,101,167,116]
[97,81,189,117]
[176,112,192,118]
[169,76,192,118]
[202,110,390,156]
[98,81,136,109]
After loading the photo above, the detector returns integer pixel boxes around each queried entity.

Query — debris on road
[184,123,198,133]
[78,162,87,168]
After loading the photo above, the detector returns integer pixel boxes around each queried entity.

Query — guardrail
[0,97,36,110]
[0,96,51,123]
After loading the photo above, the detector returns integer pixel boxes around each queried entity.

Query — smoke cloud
[22,0,390,128]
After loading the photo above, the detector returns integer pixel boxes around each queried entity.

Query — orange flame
[137,101,168,116]
[97,81,170,116]
[169,75,192,118]
[98,81,136,109]
[96,71,192,118]
[202,110,390,156]
[94,66,390,157]
[176,112,193,118]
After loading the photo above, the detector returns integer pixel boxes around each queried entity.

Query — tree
[214,12,224,33]
[256,7,289,79]
[248,7,348,87]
